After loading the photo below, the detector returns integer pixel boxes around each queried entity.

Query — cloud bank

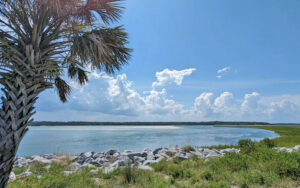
[35,68,300,123]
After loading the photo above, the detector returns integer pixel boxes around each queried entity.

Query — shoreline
[10,144,300,183]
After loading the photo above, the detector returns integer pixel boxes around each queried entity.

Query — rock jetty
[9,145,300,182]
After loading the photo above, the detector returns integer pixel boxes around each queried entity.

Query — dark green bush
[152,160,168,172]
[169,165,184,178]
[259,138,276,148]
[217,153,249,172]
[238,139,256,154]
[201,171,213,181]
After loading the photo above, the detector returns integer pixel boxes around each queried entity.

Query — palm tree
[0,0,131,186]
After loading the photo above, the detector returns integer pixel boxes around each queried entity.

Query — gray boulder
[90,169,99,175]
[107,149,118,156]
[133,156,145,164]
[143,160,159,166]
[111,156,132,168]
[125,152,142,160]
[18,171,32,178]
[42,154,54,160]
[138,165,153,171]
[153,148,163,155]
[142,148,155,160]
[293,145,300,151]
[14,157,28,168]
[70,162,82,172]
[175,152,191,160]
[190,151,205,158]
[205,150,221,159]
[8,172,16,182]
[220,148,240,154]
[93,153,104,159]
[31,156,52,164]
[80,152,94,158]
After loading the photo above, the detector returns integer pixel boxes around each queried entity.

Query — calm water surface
[17,125,279,156]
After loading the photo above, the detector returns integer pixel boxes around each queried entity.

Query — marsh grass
[231,126,300,147]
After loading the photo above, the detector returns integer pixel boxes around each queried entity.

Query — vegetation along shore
[7,126,300,188]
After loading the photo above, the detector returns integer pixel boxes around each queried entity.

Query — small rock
[293,145,300,151]
[138,165,153,171]
[42,154,54,160]
[103,166,116,174]
[220,148,240,154]
[31,156,52,164]
[8,172,16,182]
[205,150,221,159]
[143,160,159,166]
[90,169,99,175]
[133,156,145,164]
[93,153,104,159]
[175,152,191,160]
[142,149,155,160]
[14,157,29,168]
[18,171,32,178]
[113,152,120,158]
[44,165,51,170]
[124,152,142,160]
[70,162,81,172]
[63,171,74,176]
[37,175,42,179]
[111,156,131,168]
[190,151,205,158]
[80,152,93,158]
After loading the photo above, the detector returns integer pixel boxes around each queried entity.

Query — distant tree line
[29,121,272,126]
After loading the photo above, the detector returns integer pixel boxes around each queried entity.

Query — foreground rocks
[10,145,300,182]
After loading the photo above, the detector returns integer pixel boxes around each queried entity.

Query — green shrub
[152,160,168,172]
[123,164,137,183]
[13,167,27,175]
[217,153,248,172]
[259,138,276,148]
[238,139,256,154]
[275,152,300,180]
[168,165,184,178]
[201,171,213,181]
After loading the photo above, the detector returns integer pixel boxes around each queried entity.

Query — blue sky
[35,0,300,123]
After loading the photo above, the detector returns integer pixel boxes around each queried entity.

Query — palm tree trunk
[0,75,46,187]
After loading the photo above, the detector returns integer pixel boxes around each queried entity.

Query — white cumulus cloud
[241,92,260,114]
[152,68,196,87]
[216,67,231,79]
[217,67,231,74]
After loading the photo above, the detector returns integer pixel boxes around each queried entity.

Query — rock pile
[10,145,299,182]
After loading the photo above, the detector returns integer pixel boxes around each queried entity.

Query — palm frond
[54,77,71,102]
[67,60,89,85]
[69,26,131,74]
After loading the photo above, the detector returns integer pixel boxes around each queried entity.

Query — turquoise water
[17,126,279,156]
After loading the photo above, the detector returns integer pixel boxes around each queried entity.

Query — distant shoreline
[29,121,300,126]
